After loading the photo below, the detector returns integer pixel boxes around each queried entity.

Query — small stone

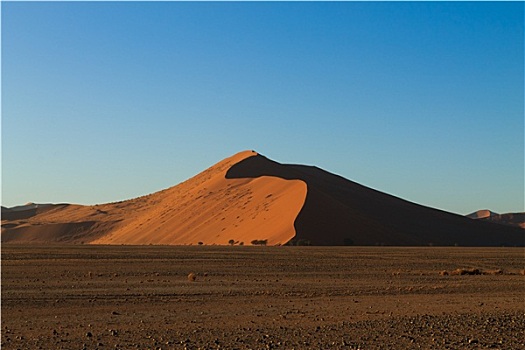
[187,273,196,282]
[86,332,93,338]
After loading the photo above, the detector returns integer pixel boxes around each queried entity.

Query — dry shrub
[451,268,482,276]
[187,272,196,282]
[439,270,449,276]
[449,268,506,276]
[251,239,268,246]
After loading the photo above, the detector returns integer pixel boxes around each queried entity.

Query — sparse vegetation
[286,238,312,246]
[251,239,267,246]
[442,268,505,276]
[451,268,481,275]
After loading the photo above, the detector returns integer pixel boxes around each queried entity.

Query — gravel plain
[2,245,524,349]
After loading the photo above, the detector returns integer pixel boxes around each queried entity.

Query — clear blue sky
[2,2,523,215]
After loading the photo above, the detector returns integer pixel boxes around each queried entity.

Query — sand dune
[467,210,525,229]
[91,151,306,245]
[2,150,523,246]
[2,151,306,246]
[466,209,498,219]
[226,154,524,246]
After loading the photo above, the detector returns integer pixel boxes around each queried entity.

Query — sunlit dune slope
[91,151,306,245]
[2,150,523,246]
[466,210,498,219]
[2,151,307,245]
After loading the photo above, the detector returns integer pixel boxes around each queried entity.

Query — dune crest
[2,150,307,245]
[92,150,307,245]
[2,150,523,246]
[225,154,524,246]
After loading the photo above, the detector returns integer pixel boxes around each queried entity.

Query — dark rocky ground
[2,245,524,349]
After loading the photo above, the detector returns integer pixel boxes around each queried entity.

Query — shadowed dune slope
[2,151,523,246]
[1,203,128,244]
[226,154,524,246]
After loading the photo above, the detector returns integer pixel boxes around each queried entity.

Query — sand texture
[2,151,523,246]
[2,245,524,349]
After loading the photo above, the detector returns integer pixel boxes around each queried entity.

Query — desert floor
[2,245,524,349]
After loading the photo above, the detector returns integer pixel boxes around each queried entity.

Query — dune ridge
[226,154,524,246]
[2,151,307,245]
[2,150,523,246]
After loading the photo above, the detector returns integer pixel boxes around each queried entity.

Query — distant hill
[467,210,525,229]
[2,151,523,246]
[2,203,58,221]
[466,210,499,219]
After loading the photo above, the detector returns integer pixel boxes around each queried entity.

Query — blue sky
[2,2,523,215]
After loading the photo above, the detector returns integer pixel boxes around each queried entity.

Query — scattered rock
[188,273,196,282]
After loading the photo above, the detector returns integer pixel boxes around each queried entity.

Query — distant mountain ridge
[2,151,523,246]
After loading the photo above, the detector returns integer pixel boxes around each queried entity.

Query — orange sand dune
[225,154,524,246]
[2,151,306,246]
[2,150,523,246]
[466,209,498,219]
[467,210,525,229]
[91,151,306,245]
